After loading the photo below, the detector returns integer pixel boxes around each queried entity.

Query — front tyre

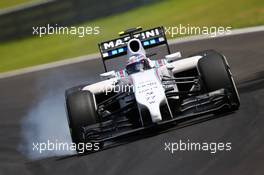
[66,90,99,144]
[197,51,240,110]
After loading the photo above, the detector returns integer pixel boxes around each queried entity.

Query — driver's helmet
[126,54,151,75]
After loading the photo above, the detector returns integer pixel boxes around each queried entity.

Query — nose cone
[127,39,146,57]
[149,108,163,123]
[131,69,166,123]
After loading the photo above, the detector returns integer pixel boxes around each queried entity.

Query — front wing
[81,88,235,149]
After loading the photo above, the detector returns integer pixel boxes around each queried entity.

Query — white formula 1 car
[65,26,240,150]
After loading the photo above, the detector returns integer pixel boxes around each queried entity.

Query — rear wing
[98,26,171,71]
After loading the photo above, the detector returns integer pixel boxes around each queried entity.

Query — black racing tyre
[66,90,99,144]
[197,51,240,110]
[65,84,88,97]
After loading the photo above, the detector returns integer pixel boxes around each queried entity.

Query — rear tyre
[66,90,99,144]
[197,51,240,110]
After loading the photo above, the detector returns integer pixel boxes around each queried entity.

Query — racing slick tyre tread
[197,51,240,110]
[66,90,99,144]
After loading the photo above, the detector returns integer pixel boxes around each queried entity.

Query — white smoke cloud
[19,92,76,160]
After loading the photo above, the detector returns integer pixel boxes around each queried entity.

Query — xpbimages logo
[32,140,100,154]
[32,24,100,37]
[164,24,232,38]
[164,140,232,154]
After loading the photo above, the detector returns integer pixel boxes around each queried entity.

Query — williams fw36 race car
[65,26,240,151]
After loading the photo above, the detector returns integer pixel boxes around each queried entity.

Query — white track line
[0,53,100,79]
[0,25,264,79]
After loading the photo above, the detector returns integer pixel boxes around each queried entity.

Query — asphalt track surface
[0,31,264,175]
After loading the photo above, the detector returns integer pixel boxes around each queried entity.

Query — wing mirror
[100,71,116,79]
[165,52,182,62]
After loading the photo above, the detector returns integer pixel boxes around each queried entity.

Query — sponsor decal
[102,28,161,50]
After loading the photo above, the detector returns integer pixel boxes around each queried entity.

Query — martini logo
[102,28,161,50]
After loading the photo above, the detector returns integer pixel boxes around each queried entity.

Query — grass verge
[0,0,34,10]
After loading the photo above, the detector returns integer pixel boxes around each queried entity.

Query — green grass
[0,0,34,9]
[0,0,263,72]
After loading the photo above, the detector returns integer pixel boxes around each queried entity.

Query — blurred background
[0,0,263,73]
